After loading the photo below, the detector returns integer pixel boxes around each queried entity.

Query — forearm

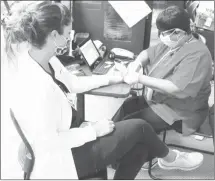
[49,56,110,93]
[138,74,188,98]
[135,50,150,67]
[55,125,97,149]
[62,73,110,93]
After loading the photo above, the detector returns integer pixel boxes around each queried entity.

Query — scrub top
[146,39,213,135]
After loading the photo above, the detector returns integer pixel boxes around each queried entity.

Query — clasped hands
[108,60,142,85]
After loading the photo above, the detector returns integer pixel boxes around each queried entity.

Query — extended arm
[138,53,211,99]
[138,74,188,98]
[58,72,110,93]
[49,56,123,94]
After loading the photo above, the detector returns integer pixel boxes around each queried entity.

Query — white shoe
[141,158,158,170]
[158,150,204,171]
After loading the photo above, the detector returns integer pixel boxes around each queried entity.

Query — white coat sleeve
[42,85,97,150]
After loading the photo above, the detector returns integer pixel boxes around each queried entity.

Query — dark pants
[72,119,169,179]
[209,105,214,143]
[112,96,169,132]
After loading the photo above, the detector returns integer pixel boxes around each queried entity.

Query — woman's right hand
[127,59,142,74]
[91,119,115,137]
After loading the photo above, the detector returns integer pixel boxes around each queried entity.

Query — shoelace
[177,151,190,160]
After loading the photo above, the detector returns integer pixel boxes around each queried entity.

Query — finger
[108,127,114,133]
[108,120,114,124]
[111,123,115,128]
[101,119,109,122]
[109,120,115,124]
[109,123,115,128]
[108,122,114,128]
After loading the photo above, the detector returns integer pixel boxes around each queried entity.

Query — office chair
[10,109,35,180]
[185,0,200,23]
[185,0,207,45]
[80,169,108,180]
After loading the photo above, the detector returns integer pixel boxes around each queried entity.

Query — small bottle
[69,30,75,57]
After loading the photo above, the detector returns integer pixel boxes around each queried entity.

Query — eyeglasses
[158,28,176,37]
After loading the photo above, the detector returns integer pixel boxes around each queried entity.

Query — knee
[134,143,149,161]
[131,118,154,132]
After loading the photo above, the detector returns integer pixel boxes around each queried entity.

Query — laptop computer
[78,38,114,75]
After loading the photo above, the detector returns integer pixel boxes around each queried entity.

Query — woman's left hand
[124,71,140,85]
[107,68,124,85]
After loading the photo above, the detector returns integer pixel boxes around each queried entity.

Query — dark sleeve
[147,42,167,65]
[168,52,212,98]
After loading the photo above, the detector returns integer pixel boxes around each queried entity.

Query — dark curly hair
[156,5,191,34]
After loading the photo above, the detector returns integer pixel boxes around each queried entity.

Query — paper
[195,1,214,31]
[108,1,151,28]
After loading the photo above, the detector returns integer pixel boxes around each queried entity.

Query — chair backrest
[9,109,35,179]
[185,0,200,22]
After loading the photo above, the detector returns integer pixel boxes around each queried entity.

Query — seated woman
[3,1,204,179]
[114,6,213,137]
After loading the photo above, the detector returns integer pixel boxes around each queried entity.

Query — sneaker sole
[158,160,203,171]
[141,161,158,171]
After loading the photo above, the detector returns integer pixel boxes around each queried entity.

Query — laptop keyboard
[93,61,114,75]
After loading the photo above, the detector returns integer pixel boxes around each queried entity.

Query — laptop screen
[79,39,100,66]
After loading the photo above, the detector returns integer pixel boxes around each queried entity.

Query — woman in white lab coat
[2,1,204,179]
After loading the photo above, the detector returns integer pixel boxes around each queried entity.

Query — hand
[114,62,128,77]
[107,68,124,85]
[80,121,91,128]
[91,119,115,137]
[123,60,142,85]
[124,71,140,85]
[127,60,142,74]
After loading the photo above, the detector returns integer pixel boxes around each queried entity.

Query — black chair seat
[80,169,108,180]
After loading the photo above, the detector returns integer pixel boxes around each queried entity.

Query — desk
[76,65,131,123]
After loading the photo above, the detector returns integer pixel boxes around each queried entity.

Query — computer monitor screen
[79,39,100,66]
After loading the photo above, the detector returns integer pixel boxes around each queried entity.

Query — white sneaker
[158,150,204,171]
[141,158,158,170]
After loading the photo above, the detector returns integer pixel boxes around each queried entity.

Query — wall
[73,1,153,54]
